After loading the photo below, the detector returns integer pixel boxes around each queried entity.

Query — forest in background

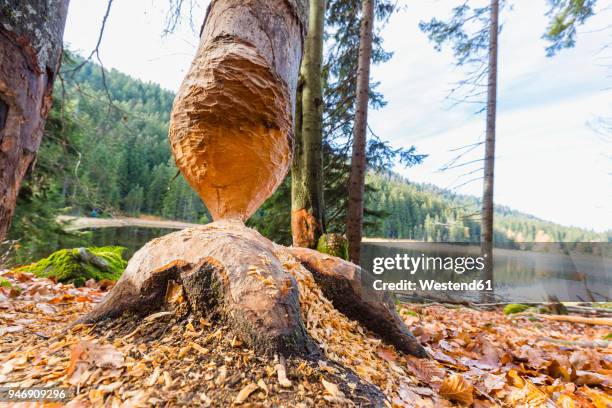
[6,54,609,263]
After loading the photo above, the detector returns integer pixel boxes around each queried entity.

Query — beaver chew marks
[169,38,292,221]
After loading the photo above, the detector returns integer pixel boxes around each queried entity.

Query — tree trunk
[346,0,375,264]
[480,0,498,302]
[169,0,308,222]
[0,0,70,241]
[291,0,326,249]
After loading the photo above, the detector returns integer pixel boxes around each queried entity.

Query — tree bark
[169,0,308,222]
[291,0,326,248]
[480,0,498,303]
[287,247,427,357]
[79,221,315,356]
[0,0,70,241]
[346,0,375,264]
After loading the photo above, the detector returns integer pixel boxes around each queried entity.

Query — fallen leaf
[574,370,610,387]
[322,378,345,398]
[578,386,612,408]
[439,373,474,405]
[377,346,397,362]
[215,365,227,385]
[483,373,505,393]
[66,340,124,378]
[163,370,173,388]
[257,378,268,395]
[145,366,161,387]
[98,381,122,393]
[190,341,209,355]
[0,325,24,336]
[36,302,56,315]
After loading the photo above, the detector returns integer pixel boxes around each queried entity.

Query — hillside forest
[5,54,609,263]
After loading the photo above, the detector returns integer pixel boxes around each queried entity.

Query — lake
[361,241,611,303]
[82,227,611,303]
[85,226,176,259]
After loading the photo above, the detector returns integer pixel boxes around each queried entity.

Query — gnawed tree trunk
[169,0,307,222]
[346,0,375,264]
[291,0,326,248]
[0,0,70,241]
[82,0,425,360]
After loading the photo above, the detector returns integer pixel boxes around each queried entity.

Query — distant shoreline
[57,215,201,231]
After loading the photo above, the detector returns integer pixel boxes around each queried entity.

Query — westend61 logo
[369,253,493,292]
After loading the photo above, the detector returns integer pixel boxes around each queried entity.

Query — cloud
[368,1,612,231]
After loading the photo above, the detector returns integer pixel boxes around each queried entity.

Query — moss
[316,233,348,260]
[14,246,127,286]
[503,303,530,315]
[0,276,11,288]
[526,305,552,314]
[603,332,612,341]
[595,302,612,309]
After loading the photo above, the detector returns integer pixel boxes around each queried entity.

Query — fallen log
[536,337,610,349]
[526,313,612,326]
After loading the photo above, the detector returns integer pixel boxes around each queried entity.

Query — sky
[62,0,612,232]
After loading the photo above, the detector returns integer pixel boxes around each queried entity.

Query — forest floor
[0,270,610,407]
[57,216,201,231]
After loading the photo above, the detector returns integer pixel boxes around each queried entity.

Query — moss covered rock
[316,233,348,260]
[503,303,530,315]
[14,246,127,286]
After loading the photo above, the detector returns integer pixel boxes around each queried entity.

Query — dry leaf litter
[1,257,611,407]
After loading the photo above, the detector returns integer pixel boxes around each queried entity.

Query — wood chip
[235,383,258,404]
[275,361,292,388]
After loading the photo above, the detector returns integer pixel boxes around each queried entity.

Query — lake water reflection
[85,227,175,259]
[361,241,611,303]
[84,228,611,303]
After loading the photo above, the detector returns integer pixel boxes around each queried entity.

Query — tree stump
[80,221,426,358]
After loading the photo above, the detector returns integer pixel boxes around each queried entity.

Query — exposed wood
[528,313,612,327]
[346,0,375,264]
[0,0,70,241]
[169,0,307,222]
